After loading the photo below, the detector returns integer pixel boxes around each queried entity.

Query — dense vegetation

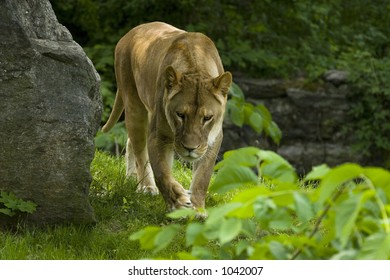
[52,0,389,78]
[4,0,387,260]
[1,1,389,260]
[132,147,390,260]
[2,150,389,260]
[51,0,390,162]
[0,152,203,259]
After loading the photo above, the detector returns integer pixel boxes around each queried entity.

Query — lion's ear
[213,71,232,96]
[165,66,180,90]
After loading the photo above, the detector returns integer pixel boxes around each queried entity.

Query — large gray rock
[0,0,102,226]
[230,75,369,174]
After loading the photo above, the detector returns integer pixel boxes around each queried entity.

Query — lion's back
[114,22,225,110]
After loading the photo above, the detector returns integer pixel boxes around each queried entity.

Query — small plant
[0,191,37,217]
[130,147,390,260]
[227,83,282,145]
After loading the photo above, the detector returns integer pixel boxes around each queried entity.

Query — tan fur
[102,22,232,210]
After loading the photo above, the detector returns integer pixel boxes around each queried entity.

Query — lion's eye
[203,115,213,122]
[176,112,185,119]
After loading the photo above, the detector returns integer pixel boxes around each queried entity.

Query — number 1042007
[221,266,263,276]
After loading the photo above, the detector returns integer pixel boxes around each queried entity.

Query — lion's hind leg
[127,136,158,196]
[125,138,136,177]
[125,107,158,196]
[135,161,158,195]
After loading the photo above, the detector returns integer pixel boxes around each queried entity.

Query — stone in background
[0,0,102,226]
[223,70,366,174]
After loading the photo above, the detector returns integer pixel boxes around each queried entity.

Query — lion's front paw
[136,184,159,195]
[195,208,208,219]
[174,193,193,209]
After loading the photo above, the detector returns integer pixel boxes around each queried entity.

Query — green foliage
[131,147,390,260]
[0,191,37,217]
[52,1,390,157]
[227,83,282,145]
[84,44,116,123]
[338,51,390,163]
[94,122,127,155]
[0,151,200,259]
[51,0,390,83]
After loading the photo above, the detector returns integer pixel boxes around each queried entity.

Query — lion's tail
[101,90,124,133]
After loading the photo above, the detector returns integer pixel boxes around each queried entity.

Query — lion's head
[163,66,232,162]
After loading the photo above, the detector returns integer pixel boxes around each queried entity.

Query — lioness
[102,22,232,211]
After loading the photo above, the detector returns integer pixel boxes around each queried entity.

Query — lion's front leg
[190,133,223,210]
[148,135,192,210]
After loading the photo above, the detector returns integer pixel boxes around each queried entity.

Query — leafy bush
[227,83,281,145]
[52,0,390,157]
[338,52,390,164]
[0,191,37,217]
[94,122,127,155]
[84,45,116,123]
[130,147,390,260]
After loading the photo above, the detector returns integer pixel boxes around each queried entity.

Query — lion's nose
[181,143,200,152]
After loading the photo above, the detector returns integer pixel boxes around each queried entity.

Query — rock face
[222,72,367,174]
[0,0,102,225]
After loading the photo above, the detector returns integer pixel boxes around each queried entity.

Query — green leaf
[177,252,199,260]
[207,203,243,223]
[267,121,282,145]
[0,208,14,216]
[186,223,207,247]
[269,208,293,230]
[364,167,390,200]
[248,111,264,133]
[227,101,244,127]
[256,104,272,122]
[270,182,296,207]
[357,232,390,260]
[167,208,196,219]
[229,187,265,218]
[227,202,255,219]
[255,103,281,144]
[4,200,18,210]
[318,163,364,206]
[215,147,261,171]
[249,243,271,260]
[203,204,243,240]
[232,187,264,203]
[357,217,380,235]
[203,218,223,240]
[241,219,257,237]
[269,241,288,260]
[191,246,213,260]
[129,226,161,250]
[219,218,242,245]
[236,240,253,256]
[0,191,37,214]
[335,190,375,248]
[17,201,37,214]
[259,150,297,183]
[154,224,181,253]
[304,164,331,181]
[211,165,258,193]
[334,194,361,248]
[331,250,358,260]
[294,192,315,222]
[94,132,112,149]
[228,82,245,99]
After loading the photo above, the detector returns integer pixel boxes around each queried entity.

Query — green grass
[0,150,227,260]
